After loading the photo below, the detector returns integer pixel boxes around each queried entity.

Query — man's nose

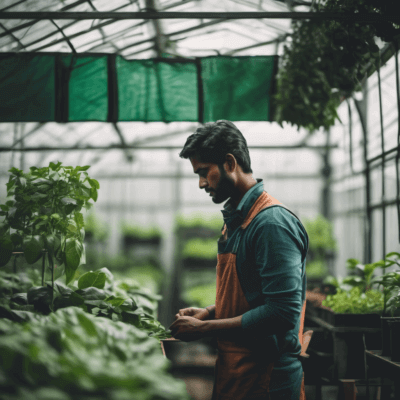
[199,177,207,189]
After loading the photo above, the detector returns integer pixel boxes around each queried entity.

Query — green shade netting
[61,55,108,122]
[0,54,276,123]
[201,56,275,122]
[0,54,55,122]
[117,58,198,122]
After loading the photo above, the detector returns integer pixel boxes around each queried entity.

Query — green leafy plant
[182,282,216,309]
[0,264,171,339]
[304,214,336,279]
[0,307,188,400]
[322,286,384,314]
[181,238,218,260]
[121,223,162,240]
[175,213,222,234]
[371,252,400,316]
[84,212,109,242]
[306,260,329,279]
[0,162,99,291]
[274,0,400,132]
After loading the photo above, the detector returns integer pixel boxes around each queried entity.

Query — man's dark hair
[179,120,253,174]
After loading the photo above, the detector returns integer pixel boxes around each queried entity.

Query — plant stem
[48,252,54,304]
[41,252,46,286]
[13,253,17,274]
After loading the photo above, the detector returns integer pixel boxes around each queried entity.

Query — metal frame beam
[0,144,338,152]
[1,12,398,23]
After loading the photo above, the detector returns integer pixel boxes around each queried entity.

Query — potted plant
[84,212,109,244]
[372,252,400,358]
[175,213,221,240]
[121,223,162,248]
[181,238,217,270]
[0,162,98,307]
[303,215,337,290]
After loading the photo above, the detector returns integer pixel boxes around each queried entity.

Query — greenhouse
[0,0,399,399]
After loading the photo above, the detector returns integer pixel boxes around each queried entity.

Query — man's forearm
[200,314,242,339]
[205,305,216,320]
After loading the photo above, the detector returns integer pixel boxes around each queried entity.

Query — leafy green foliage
[0,307,189,400]
[181,238,218,260]
[304,215,337,254]
[84,212,109,242]
[274,0,399,132]
[175,213,222,233]
[78,270,106,289]
[121,223,162,240]
[306,260,329,279]
[183,282,216,309]
[0,265,171,340]
[0,162,99,286]
[322,287,384,314]
[304,214,336,279]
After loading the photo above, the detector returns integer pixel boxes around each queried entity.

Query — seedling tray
[319,307,381,328]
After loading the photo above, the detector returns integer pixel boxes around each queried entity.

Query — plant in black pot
[121,223,162,249]
[373,252,400,356]
[303,215,337,290]
[372,252,400,359]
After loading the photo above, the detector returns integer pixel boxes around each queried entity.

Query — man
[169,120,309,400]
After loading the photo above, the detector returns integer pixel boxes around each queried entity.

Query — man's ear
[225,154,236,172]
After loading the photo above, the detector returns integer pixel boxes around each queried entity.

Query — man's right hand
[175,307,210,321]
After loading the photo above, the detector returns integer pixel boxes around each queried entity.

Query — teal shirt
[218,179,308,357]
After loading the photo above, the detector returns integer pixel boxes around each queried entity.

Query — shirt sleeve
[241,220,306,335]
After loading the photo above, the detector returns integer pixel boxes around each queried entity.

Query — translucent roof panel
[0,0,298,57]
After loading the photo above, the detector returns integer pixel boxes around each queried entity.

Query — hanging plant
[274,0,400,132]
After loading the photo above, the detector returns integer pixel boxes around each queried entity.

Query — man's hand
[169,315,206,342]
[175,307,210,321]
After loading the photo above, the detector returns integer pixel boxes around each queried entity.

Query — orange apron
[212,191,307,400]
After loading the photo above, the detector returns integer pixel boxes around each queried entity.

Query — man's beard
[211,169,235,204]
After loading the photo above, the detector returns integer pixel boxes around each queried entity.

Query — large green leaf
[105,295,126,307]
[78,271,106,290]
[75,287,107,301]
[53,290,85,311]
[0,236,13,267]
[27,285,53,314]
[23,235,44,264]
[77,312,97,336]
[64,238,83,285]
[0,221,10,236]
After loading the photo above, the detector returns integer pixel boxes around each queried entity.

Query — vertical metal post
[377,57,386,259]
[354,83,372,263]
[394,43,400,243]
[321,129,332,220]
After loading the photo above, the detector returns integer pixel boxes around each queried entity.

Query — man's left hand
[169,316,206,341]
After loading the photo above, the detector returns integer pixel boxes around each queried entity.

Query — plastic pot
[160,338,187,363]
[388,317,400,362]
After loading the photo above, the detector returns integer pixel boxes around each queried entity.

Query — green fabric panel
[201,56,275,122]
[117,57,198,122]
[0,54,55,122]
[60,55,108,121]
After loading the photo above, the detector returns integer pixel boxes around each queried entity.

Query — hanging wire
[395,42,400,243]
[377,53,386,258]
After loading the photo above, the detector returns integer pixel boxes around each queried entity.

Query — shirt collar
[221,178,264,229]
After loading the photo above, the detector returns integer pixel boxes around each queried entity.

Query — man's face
[190,155,236,204]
